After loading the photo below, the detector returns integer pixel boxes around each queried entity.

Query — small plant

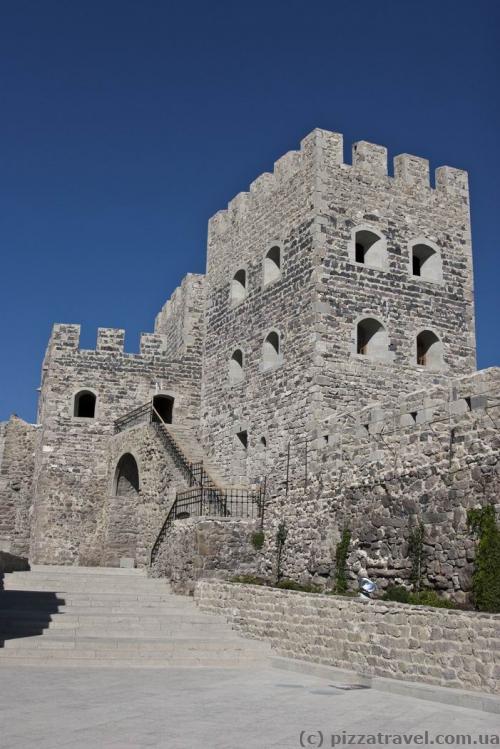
[408,522,425,592]
[383,585,456,609]
[275,521,288,583]
[251,530,265,551]
[276,579,322,593]
[383,585,411,604]
[334,528,351,594]
[230,574,268,586]
[467,504,500,613]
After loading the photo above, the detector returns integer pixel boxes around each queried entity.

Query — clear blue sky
[1,0,499,422]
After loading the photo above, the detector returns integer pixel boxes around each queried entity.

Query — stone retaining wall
[195,580,500,695]
[151,518,262,593]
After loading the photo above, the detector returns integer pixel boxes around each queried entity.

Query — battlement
[315,368,499,447]
[47,323,169,360]
[208,128,469,237]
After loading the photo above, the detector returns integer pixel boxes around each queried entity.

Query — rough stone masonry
[0,129,497,599]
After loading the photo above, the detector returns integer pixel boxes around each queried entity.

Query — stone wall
[201,129,476,493]
[151,517,262,593]
[154,273,205,360]
[0,416,37,556]
[195,580,500,695]
[257,368,500,601]
[30,274,204,565]
[78,423,189,567]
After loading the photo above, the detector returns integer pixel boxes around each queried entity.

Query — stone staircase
[162,423,228,488]
[0,565,270,667]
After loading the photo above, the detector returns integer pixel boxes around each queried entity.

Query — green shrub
[383,585,411,604]
[275,522,288,583]
[408,522,425,592]
[230,574,267,586]
[383,584,456,609]
[411,589,456,609]
[334,528,351,594]
[467,505,500,613]
[250,530,265,551]
[276,579,322,593]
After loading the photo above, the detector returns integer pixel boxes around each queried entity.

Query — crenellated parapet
[208,128,469,240]
[96,328,125,354]
[315,368,499,449]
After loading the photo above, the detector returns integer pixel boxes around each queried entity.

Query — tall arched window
[263,246,281,286]
[416,330,443,368]
[229,349,244,384]
[352,228,387,269]
[356,318,389,360]
[230,269,247,305]
[262,330,281,370]
[74,390,96,418]
[113,453,140,497]
[410,241,442,282]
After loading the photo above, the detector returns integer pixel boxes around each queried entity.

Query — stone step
[2,587,180,600]
[0,566,268,669]
[2,635,266,652]
[0,653,267,668]
[26,565,147,576]
[0,610,219,625]
[0,625,235,638]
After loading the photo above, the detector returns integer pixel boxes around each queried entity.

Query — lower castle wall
[0,417,37,557]
[151,517,261,593]
[257,368,500,601]
[195,580,500,695]
[85,424,188,567]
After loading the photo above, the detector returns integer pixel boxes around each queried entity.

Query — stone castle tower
[1,129,497,598]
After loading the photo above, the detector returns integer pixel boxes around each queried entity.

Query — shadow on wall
[0,572,63,649]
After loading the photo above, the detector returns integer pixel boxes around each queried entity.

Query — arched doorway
[152,395,174,424]
[107,453,140,566]
[114,453,140,497]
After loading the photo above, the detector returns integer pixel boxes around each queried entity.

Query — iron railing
[114,402,219,488]
[150,486,264,566]
[114,402,154,432]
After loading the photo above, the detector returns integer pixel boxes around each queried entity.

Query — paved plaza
[0,665,498,749]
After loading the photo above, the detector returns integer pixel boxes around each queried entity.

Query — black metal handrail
[114,401,153,432]
[115,402,219,488]
[150,485,264,566]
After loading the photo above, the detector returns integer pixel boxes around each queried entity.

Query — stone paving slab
[0,665,498,749]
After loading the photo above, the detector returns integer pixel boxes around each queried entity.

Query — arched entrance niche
[114,453,140,497]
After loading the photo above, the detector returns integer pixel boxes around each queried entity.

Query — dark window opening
[412,254,421,276]
[152,395,174,424]
[416,330,442,368]
[237,430,248,449]
[355,243,365,264]
[74,390,96,418]
[260,436,267,447]
[410,411,418,422]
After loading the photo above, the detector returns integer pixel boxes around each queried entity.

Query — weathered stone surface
[195,580,500,695]
[0,129,497,600]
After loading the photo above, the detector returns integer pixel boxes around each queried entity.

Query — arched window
[114,453,139,497]
[229,349,244,385]
[416,330,443,368]
[74,390,96,418]
[263,246,281,286]
[410,242,442,282]
[230,269,247,305]
[356,318,388,359]
[152,395,174,424]
[352,228,387,269]
[262,330,281,370]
